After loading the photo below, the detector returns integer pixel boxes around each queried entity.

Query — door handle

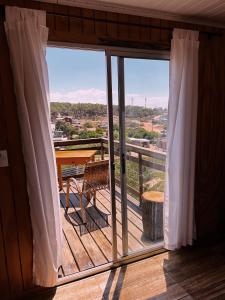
[110,161,115,171]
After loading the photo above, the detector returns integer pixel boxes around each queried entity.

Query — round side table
[141,191,164,241]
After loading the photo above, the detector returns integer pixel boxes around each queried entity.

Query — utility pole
[145,98,147,109]
[131,97,134,106]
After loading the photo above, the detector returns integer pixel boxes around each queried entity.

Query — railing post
[138,153,143,206]
[100,139,104,160]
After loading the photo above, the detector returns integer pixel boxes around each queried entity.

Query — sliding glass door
[47,46,168,280]
[106,51,169,259]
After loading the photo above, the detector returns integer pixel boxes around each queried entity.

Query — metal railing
[54,137,166,201]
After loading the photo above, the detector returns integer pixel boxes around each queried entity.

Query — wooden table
[55,149,97,190]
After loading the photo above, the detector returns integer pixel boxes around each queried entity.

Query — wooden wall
[0,7,33,300]
[196,34,225,240]
[0,0,225,299]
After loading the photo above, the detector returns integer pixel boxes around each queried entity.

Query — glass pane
[47,48,114,277]
[124,58,169,254]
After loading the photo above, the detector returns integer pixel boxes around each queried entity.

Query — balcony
[54,138,166,279]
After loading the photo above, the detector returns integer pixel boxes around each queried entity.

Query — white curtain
[164,29,199,250]
[5,7,62,287]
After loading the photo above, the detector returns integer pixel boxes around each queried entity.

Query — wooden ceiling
[37,0,225,27]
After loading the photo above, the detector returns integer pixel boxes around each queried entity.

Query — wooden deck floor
[59,186,160,278]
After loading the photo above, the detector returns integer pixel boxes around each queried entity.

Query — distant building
[98,123,108,129]
[52,130,67,142]
[129,138,150,148]
[63,116,72,124]
[156,139,167,151]
[51,123,67,142]
[70,119,81,129]
[72,119,80,125]
[51,123,55,132]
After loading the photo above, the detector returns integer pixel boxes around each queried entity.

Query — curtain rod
[47,12,223,37]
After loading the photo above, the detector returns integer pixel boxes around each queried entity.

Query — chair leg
[86,191,91,203]
[66,179,70,208]
[93,190,96,207]
[80,193,87,223]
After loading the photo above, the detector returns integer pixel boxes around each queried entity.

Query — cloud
[50,88,107,104]
[50,88,168,108]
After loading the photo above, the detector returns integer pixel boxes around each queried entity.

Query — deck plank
[61,191,108,267]
[61,230,79,276]
[94,192,135,254]
[68,190,113,263]
[100,189,144,233]
[60,185,157,278]
[110,189,143,229]
[80,190,124,256]
[115,187,143,221]
[69,188,113,249]
[96,191,144,252]
[59,195,94,272]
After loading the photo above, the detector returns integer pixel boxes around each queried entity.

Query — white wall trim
[38,0,225,29]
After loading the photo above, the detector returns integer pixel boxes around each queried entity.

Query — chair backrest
[61,165,85,180]
[83,160,109,192]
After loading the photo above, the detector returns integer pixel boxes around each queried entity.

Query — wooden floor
[59,186,159,278]
[34,241,225,299]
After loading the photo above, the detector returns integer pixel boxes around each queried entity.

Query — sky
[46,47,169,108]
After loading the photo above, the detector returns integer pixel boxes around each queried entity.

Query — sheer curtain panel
[5,7,62,287]
[164,29,199,250]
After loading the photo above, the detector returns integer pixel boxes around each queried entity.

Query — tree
[127,127,159,141]
[113,124,119,131]
[113,130,119,140]
[78,129,104,139]
[51,102,168,120]
[55,120,78,139]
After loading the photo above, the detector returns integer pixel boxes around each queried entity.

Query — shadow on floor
[60,193,110,235]
[102,266,127,300]
[29,287,57,300]
[66,206,109,235]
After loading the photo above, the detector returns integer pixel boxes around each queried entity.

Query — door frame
[48,41,169,284]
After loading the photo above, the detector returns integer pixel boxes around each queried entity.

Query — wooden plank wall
[196,34,225,240]
[0,0,225,298]
[0,7,33,300]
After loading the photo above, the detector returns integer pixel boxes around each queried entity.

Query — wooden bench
[141,191,164,241]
